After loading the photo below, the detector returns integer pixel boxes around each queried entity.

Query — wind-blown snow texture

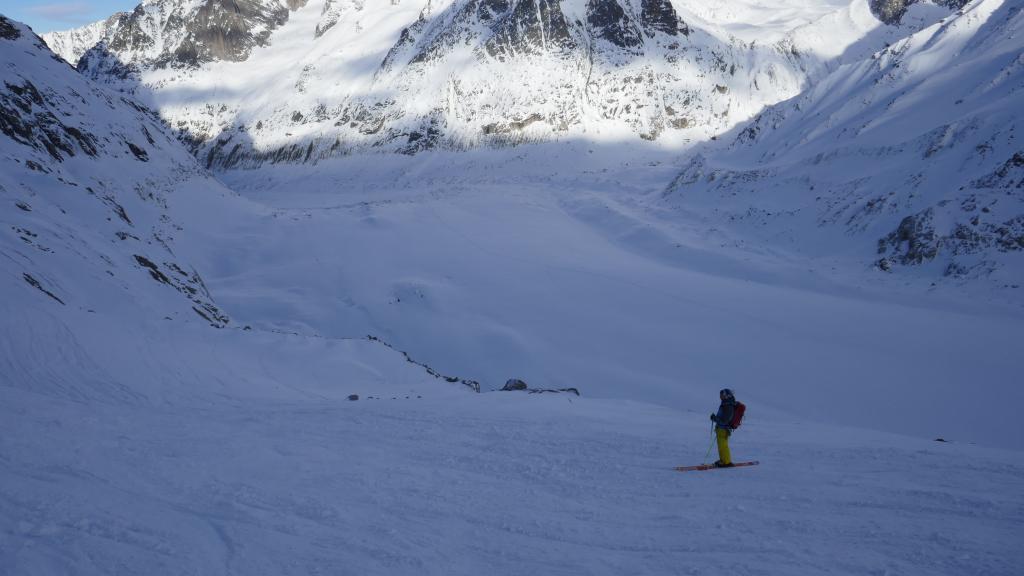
[5,384,1023,575]
[3,2,1024,574]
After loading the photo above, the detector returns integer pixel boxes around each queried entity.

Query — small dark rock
[669,118,691,129]
[587,0,643,49]
[22,273,65,305]
[869,0,912,25]
[500,378,580,396]
[348,394,359,401]
[641,0,688,37]
[501,378,529,391]
[0,16,21,40]
[880,209,939,265]
[134,254,172,284]
[944,262,968,277]
[529,387,581,396]
[127,142,149,161]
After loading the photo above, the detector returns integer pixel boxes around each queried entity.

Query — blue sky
[1,1,138,34]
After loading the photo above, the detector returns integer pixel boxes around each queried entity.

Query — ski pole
[702,423,715,465]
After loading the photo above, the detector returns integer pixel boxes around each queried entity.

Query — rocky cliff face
[42,0,958,169]
[43,0,306,69]
[869,0,972,24]
[38,0,914,168]
[169,0,291,65]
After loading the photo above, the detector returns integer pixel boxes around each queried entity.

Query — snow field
[214,146,1024,449]
[3,373,1023,576]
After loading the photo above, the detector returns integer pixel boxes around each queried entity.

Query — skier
[710,388,738,468]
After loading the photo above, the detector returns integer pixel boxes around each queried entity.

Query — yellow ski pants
[716,428,732,465]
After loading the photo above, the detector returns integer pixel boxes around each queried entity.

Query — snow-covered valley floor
[4,145,1023,575]
[215,146,1024,447]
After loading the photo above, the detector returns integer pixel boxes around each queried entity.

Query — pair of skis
[674,461,759,472]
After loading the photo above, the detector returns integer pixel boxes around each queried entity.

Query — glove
[709,413,716,422]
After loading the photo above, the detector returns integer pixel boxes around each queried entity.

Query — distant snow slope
[1,14,474,402]
[43,0,953,166]
[666,0,1024,289]
[211,146,1023,449]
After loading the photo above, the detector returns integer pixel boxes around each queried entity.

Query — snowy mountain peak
[42,0,311,69]
[40,0,958,167]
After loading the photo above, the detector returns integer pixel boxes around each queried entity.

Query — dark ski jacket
[713,399,737,430]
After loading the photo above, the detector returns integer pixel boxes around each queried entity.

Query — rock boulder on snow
[501,378,529,391]
[500,379,581,395]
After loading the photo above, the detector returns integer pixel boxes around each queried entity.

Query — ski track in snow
[3,387,1023,576]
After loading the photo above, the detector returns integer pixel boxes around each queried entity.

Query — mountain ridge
[664,0,1024,286]
[41,0,951,167]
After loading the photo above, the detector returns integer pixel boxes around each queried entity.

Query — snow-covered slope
[665,0,1024,289]
[4,383,1024,575]
[200,144,1022,451]
[1,14,475,402]
[2,14,233,327]
[43,0,953,166]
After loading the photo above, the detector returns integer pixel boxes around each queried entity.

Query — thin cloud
[26,2,95,24]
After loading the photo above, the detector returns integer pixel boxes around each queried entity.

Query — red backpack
[730,402,746,429]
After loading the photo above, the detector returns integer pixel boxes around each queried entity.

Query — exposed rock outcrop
[499,378,580,395]
[44,0,296,68]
